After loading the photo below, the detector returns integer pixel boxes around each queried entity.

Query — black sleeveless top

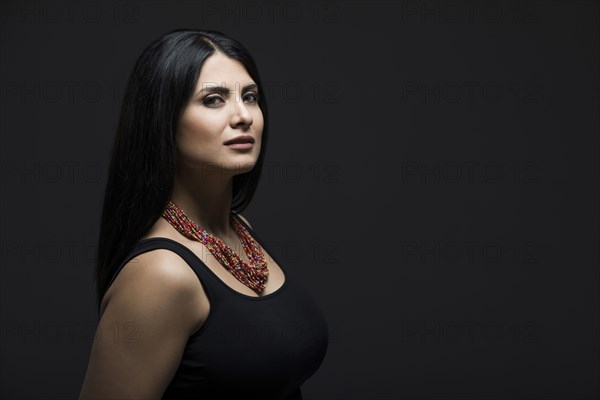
[106,214,329,399]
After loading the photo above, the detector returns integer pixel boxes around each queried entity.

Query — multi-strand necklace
[161,200,269,294]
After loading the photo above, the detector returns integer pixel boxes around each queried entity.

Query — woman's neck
[171,163,235,238]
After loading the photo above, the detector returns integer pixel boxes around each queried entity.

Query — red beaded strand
[161,200,269,293]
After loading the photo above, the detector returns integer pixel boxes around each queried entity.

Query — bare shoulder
[81,249,205,399]
[100,248,204,331]
[236,213,252,228]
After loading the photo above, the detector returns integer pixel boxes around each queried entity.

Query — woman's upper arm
[79,250,201,400]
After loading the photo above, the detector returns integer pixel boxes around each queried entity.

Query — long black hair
[95,29,269,315]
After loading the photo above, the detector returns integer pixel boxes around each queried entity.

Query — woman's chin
[205,160,257,176]
[231,162,257,175]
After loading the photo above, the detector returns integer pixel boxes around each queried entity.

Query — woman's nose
[230,101,253,127]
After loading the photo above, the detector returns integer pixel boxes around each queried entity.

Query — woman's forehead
[197,53,252,87]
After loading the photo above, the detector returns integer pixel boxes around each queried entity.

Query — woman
[79,29,329,399]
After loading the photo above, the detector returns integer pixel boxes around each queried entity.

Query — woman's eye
[203,96,224,106]
[203,92,259,107]
[245,92,260,103]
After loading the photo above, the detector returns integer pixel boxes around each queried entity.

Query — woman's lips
[225,142,253,150]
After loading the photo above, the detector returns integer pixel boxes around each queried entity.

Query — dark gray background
[1,0,598,399]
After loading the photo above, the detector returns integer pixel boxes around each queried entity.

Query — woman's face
[176,52,264,178]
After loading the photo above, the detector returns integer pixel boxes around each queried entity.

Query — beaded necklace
[161,200,269,294]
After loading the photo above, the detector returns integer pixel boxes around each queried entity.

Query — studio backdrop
[0,1,598,399]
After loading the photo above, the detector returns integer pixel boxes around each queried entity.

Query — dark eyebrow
[197,82,258,97]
